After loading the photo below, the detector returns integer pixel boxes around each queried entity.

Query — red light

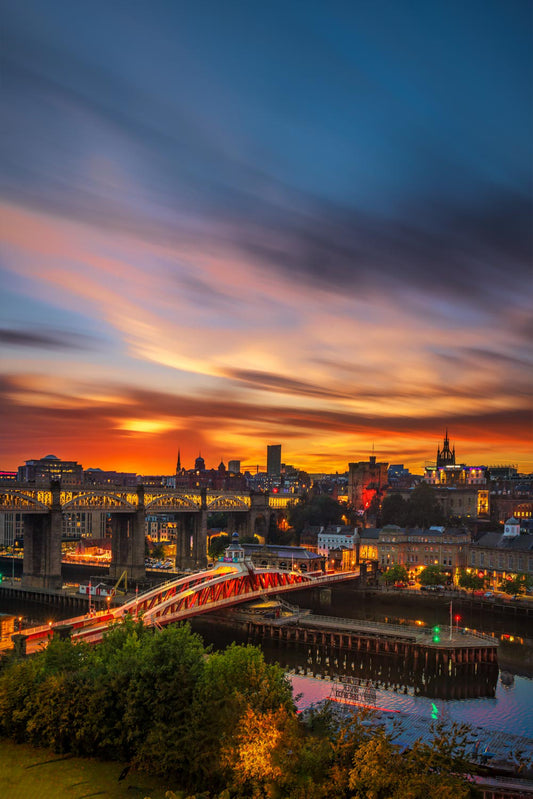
[454,615,461,623]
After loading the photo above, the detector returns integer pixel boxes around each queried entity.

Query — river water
[190,586,533,740]
[2,586,532,739]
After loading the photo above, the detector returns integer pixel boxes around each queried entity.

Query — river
[1,585,532,739]
[189,585,533,740]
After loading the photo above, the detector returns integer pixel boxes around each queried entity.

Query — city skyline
[1,1,532,474]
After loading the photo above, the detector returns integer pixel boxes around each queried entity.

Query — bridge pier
[22,481,62,590]
[176,513,195,569]
[192,507,208,569]
[249,491,272,540]
[175,518,189,570]
[109,486,146,581]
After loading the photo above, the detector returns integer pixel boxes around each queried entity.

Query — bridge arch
[206,495,250,512]
[62,491,136,512]
[0,489,52,512]
[145,494,200,512]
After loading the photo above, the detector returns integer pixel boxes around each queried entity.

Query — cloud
[1,3,531,474]
[1,373,531,473]
[2,14,531,319]
[0,327,99,351]
[219,367,351,400]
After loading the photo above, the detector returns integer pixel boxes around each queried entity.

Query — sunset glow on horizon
[1,2,532,476]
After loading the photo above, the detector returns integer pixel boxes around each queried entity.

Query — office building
[267,444,282,479]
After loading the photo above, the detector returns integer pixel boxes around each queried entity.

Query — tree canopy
[0,621,483,798]
[288,494,348,539]
[383,564,409,584]
[419,564,447,586]
[457,569,486,592]
[380,485,445,528]
[499,573,532,596]
[208,533,231,560]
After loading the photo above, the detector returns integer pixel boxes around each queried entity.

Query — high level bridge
[0,482,296,590]
[16,561,358,653]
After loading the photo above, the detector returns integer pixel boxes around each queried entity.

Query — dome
[43,454,59,460]
[226,532,243,551]
[194,455,205,471]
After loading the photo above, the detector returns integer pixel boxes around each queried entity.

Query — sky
[1,0,532,475]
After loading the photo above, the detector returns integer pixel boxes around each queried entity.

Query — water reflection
[190,617,499,700]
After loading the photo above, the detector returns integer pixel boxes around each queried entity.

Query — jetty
[246,612,499,670]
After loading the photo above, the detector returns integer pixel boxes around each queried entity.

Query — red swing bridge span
[18,560,359,652]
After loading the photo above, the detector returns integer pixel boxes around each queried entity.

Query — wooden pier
[246,613,499,672]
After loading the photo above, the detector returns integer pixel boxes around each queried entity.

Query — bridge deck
[9,567,360,651]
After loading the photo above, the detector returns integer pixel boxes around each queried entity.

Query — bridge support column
[22,481,62,590]
[175,517,190,570]
[249,491,271,541]
[110,487,146,581]
[192,489,207,569]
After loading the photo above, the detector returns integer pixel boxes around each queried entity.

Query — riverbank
[0,740,174,799]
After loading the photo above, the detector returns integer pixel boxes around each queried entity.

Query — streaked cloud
[1,1,531,473]
[0,327,99,351]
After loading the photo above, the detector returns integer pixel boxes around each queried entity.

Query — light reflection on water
[291,671,533,739]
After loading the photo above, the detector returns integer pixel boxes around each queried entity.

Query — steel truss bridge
[0,483,296,588]
[0,484,296,514]
[18,563,358,651]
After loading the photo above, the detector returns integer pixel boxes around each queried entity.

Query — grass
[0,739,180,799]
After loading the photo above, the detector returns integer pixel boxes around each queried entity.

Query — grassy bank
[0,740,176,799]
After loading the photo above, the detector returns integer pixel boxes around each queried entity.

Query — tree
[457,569,486,592]
[188,643,295,792]
[383,564,409,584]
[380,493,408,526]
[405,483,445,528]
[288,495,346,540]
[419,564,446,586]
[348,723,477,798]
[208,533,231,560]
[499,573,532,597]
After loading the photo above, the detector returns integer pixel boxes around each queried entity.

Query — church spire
[176,449,181,473]
[437,429,455,467]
